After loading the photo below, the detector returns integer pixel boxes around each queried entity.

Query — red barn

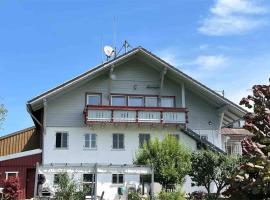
[0,127,41,200]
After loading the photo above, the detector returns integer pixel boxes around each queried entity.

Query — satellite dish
[104,45,115,57]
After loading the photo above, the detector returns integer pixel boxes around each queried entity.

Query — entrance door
[26,168,36,199]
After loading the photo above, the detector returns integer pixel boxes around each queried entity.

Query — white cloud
[194,55,227,70]
[199,0,268,36]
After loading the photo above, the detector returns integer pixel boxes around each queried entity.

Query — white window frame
[55,132,69,149]
[128,96,144,107]
[112,174,124,184]
[145,96,158,107]
[160,97,175,107]
[110,95,127,106]
[82,173,95,196]
[86,94,101,106]
[84,133,97,149]
[112,133,125,150]
[5,172,18,180]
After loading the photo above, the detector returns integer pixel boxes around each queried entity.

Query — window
[160,97,174,107]
[87,94,101,105]
[56,132,68,148]
[111,96,126,106]
[84,133,97,149]
[128,96,144,107]
[5,172,18,180]
[83,173,95,195]
[112,174,124,184]
[145,97,158,107]
[139,134,150,148]
[112,134,124,149]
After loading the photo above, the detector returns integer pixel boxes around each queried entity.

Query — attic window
[87,94,101,105]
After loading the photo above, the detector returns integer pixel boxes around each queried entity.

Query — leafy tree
[224,81,270,199]
[189,150,239,200]
[0,102,7,128]
[54,172,89,200]
[134,135,191,190]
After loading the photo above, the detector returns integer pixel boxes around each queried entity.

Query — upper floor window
[111,95,126,106]
[160,97,174,107]
[139,133,150,148]
[87,94,101,105]
[145,96,158,107]
[128,96,144,107]
[112,133,124,149]
[84,133,97,149]
[56,132,68,149]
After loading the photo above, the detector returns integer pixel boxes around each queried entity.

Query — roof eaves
[0,126,36,140]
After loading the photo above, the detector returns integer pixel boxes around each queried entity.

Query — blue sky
[0,0,269,136]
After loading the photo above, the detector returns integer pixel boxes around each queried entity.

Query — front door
[26,168,36,199]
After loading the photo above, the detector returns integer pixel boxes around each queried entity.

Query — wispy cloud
[193,54,228,71]
[199,0,268,36]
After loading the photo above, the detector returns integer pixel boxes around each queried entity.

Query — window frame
[84,133,97,150]
[112,133,125,150]
[112,174,124,184]
[127,96,144,107]
[160,96,175,107]
[5,172,18,180]
[145,96,158,107]
[139,133,150,148]
[82,173,95,195]
[110,95,127,106]
[86,93,102,106]
[55,132,69,149]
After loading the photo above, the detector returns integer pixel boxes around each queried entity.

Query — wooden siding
[0,127,40,156]
[0,153,42,200]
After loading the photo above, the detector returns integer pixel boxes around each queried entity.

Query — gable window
[84,133,97,149]
[128,96,144,107]
[5,172,18,180]
[87,94,101,105]
[111,96,126,106]
[112,134,124,149]
[112,174,124,184]
[139,134,150,148]
[83,173,95,195]
[145,96,158,107]
[56,132,68,149]
[160,97,174,107]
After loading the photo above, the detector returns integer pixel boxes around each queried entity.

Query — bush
[128,192,141,200]
[157,190,185,200]
[3,176,20,200]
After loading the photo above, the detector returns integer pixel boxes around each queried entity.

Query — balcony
[84,105,188,125]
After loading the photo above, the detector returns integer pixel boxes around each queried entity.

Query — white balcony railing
[84,106,187,125]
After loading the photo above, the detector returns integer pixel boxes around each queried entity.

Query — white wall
[43,126,197,164]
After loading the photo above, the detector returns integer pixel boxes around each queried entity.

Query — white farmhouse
[26,47,246,199]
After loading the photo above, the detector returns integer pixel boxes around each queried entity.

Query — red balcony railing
[84,105,188,125]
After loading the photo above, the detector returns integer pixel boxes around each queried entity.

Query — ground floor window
[83,173,95,196]
[112,174,124,184]
[5,172,18,180]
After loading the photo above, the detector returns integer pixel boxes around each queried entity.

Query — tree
[0,102,7,128]
[224,81,270,199]
[189,150,239,200]
[134,135,191,190]
[54,172,89,200]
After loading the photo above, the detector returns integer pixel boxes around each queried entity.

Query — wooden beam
[159,67,167,98]
[181,83,186,107]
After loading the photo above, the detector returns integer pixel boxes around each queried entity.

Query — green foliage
[189,150,239,199]
[0,103,7,128]
[54,172,89,200]
[224,82,270,199]
[157,190,185,200]
[134,135,191,189]
[127,192,149,200]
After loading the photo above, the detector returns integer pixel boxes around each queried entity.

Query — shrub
[3,176,20,200]
[157,190,185,200]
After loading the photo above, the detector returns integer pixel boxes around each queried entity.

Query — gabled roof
[27,46,246,126]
